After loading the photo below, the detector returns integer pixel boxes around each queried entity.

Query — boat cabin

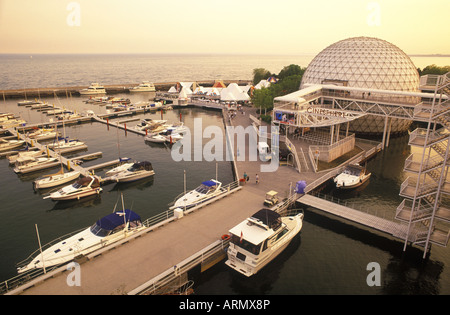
[90,209,142,237]
[127,161,153,172]
[74,176,100,188]
[195,180,219,194]
[229,209,284,255]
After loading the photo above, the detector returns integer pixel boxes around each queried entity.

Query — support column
[330,125,335,145]
[386,118,392,147]
[382,115,389,149]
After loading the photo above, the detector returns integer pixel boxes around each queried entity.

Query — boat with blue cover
[171,179,224,209]
[17,209,145,273]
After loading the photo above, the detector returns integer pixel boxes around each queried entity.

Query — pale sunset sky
[0,0,449,55]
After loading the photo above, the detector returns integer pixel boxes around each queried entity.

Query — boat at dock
[144,129,184,144]
[33,169,81,190]
[129,81,156,93]
[16,208,146,274]
[170,179,224,209]
[334,164,371,190]
[47,137,87,153]
[134,118,167,131]
[79,83,106,95]
[17,100,42,106]
[13,156,60,174]
[27,128,59,141]
[44,175,102,201]
[0,139,25,152]
[7,148,46,164]
[109,161,155,183]
[105,158,134,176]
[225,209,304,277]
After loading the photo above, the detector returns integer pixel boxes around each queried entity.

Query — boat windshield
[90,223,111,237]
[230,234,261,255]
[72,182,82,189]
[195,184,215,194]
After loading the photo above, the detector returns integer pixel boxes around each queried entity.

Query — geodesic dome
[301,37,420,135]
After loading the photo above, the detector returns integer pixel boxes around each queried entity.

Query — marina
[0,51,449,295]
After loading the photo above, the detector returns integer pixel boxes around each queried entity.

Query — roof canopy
[96,209,141,231]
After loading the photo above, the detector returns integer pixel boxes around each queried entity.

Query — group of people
[243,172,259,184]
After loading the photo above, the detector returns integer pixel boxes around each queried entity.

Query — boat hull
[114,170,155,183]
[50,187,102,201]
[335,173,371,189]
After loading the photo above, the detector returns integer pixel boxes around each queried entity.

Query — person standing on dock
[255,174,259,184]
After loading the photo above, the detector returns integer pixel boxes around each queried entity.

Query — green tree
[252,68,272,85]
[277,64,306,80]
[418,64,450,76]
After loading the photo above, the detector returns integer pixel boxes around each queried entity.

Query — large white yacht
[334,164,371,190]
[17,208,146,273]
[171,179,223,209]
[225,209,303,277]
[79,83,106,95]
[129,81,156,93]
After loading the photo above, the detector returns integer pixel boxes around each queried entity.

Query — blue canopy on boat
[96,209,141,231]
[202,181,217,187]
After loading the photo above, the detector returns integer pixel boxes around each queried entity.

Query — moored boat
[13,156,60,174]
[170,179,223,209]
[109,161,155,183]
[44,175,102,201]
[334,164,371,189]
[129,81,156,93]
[0,139,25,152]
[79,83,106,95]
[16,208,146,273]
[225,209,304,277]
[34,169,81,189]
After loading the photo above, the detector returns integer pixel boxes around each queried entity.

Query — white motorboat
[109,161,155,183]
[144,129,183,144]
[1,118,27,129]
[47,137,87,153]
[13,156,60,174]
[34,169,81,189]
[334,164,371,190]
[134,118,167,131]
[44,175,102,201]
[16,208,146,273]
[171,179,223,209]
[17,100,42,106]
[129,81,156,93]
[79,83,106,95]
[27,128,59,141]
[8,148,46,164]
[225,209,304,277]
[0,139,25,152]
[105,158,134,176]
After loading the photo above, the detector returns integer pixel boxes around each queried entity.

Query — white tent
[254,80,271,89]
[220,83,250,101]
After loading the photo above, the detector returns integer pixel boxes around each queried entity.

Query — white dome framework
[300,37,420,135]
[301,37,420,92]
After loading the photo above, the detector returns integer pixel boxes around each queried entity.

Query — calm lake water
[0,54,449,295]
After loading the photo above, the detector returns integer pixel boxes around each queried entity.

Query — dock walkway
[298,194,419,241]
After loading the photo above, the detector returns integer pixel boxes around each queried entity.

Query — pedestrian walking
[255,174,259,184]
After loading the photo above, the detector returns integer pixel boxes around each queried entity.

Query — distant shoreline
[409,54,450,57]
